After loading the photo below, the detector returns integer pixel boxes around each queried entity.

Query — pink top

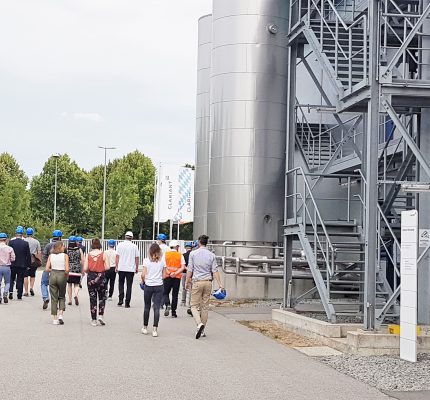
[0,242,16,266]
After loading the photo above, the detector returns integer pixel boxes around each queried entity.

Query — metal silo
[194,14,212,238]
[208,0,289,243]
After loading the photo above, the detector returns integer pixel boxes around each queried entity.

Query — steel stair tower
[284,0,430,328]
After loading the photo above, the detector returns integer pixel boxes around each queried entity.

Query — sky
[0,0,212,178]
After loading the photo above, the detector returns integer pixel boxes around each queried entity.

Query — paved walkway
[1,272,395,400]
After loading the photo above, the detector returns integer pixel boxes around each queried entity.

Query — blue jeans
[41,270,50,300]
[0,266,11,297]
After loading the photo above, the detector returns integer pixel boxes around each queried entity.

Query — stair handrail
[355,169,401,279]
[303,0,368,90]
[287,166,335,275]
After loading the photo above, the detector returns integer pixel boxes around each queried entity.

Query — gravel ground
[211,299,282,308]
[320,354,430,391]
[300,312,362,324]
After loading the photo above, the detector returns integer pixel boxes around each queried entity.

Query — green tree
[0,153,29,234]
[104,166,139,238]
[104,151,155,239]
[30,154,93,233]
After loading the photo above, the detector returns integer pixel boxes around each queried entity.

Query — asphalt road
[1,272,394,400]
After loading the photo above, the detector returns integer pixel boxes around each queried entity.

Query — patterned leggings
[87,272,106,320]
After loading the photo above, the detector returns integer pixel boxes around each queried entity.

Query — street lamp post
[99,146,116,240]
[53,153,60,228]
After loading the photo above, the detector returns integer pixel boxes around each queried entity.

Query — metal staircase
[285,0,430,329]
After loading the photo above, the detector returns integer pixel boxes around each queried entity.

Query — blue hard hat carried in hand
[212,288,227,300]
[0,233,8,239]
[139,282,145,291]
[157,233,167,241]
[16,226,24,234]
[52,230,63,238]
[26,227,34,235]
[108,239,116,247]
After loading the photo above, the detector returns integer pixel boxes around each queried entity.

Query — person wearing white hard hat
[162,240,185,318]
[115,231,139,308]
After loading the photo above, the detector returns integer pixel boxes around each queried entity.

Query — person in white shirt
[115,231,139,308]
[104,239,117,301]
[140,243,166,337]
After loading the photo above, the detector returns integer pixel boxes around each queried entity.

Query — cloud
[60,112,103,122]
[72,112,103,122]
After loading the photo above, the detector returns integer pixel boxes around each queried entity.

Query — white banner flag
[154,165,194,223]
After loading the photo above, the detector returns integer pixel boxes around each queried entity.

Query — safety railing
[60,239,187,266]
[296,103,363,171]
[380,0,430,81]
[290,0,368,92]
[286,167,336,276]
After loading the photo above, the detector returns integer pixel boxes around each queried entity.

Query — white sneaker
[201,331,206,338]
[91,320,97,327]
[53,319,59,325]
[152,329,158,337]
[195,323,205,339]
[98,317,106,326]
[141,327,148,335]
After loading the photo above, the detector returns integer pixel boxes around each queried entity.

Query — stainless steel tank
[194,14,212,237]
[207,0,289,243]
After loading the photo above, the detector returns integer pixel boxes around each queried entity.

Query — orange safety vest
[164,250,183,279]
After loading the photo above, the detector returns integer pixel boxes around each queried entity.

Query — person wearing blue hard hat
[66,236,84,306]
[8,226,32,300]
[156,233,169,254]
[0,233,15,304]
[185,234,224,339]
[104,239,117,301]
[180,242,194,307]
[24,227,41,297]
[76,236,86,255]
[41,230,64,310]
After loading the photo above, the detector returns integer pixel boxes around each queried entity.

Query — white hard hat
[125,231,134,238]
[169,240,179,248]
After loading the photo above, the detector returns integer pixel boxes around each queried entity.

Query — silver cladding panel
[208,0,289,242]
[194,15,212,238]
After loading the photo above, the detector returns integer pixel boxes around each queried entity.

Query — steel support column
[283,44,298,309]
[418,0,430,324]
[363,0,380,330]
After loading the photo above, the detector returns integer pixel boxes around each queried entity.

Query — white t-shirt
[116,240,139,272]
[142,257,165,286]
[104,248,117,268]
[50,253,66,271]
[159,243,169,254]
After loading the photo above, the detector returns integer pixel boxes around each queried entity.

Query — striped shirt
[188,247,218,281]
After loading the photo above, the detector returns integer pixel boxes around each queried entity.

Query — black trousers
[163,277,181,312]
[105,267,117,298]
[143,285,163,327]
[118,271,134,305]
[10,267,25,299]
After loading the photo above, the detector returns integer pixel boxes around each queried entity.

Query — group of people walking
[0,227,224,339]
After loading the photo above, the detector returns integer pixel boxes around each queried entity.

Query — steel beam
[363,0,380,331]
[284,44,298,309]
[382,97,430,179]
